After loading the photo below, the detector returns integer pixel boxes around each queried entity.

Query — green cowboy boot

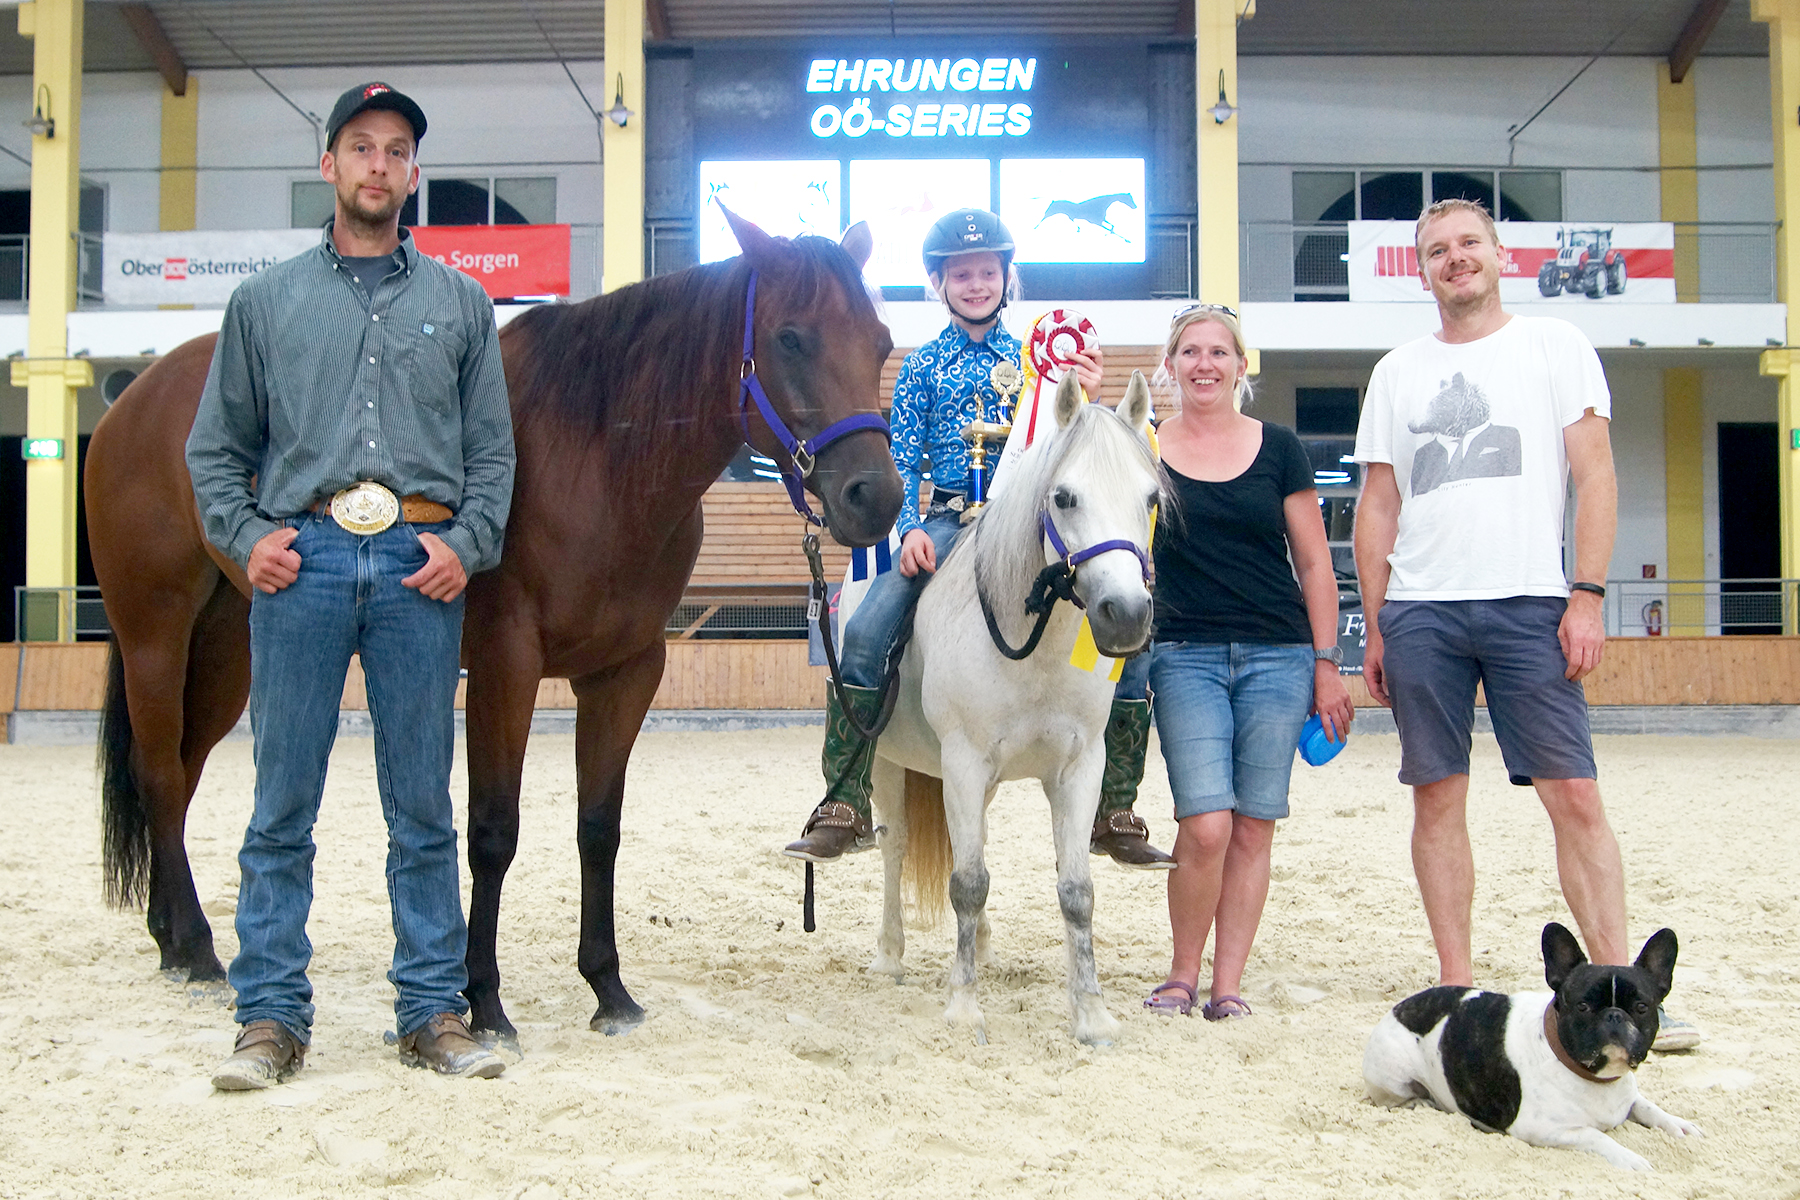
[783,683,885,862]
[1090,697,1176,870]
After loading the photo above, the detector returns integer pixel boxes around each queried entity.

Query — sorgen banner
[102,225,572,305]
[409,225,570,298]
[1348,221,1675,303]
[103,230,317,305]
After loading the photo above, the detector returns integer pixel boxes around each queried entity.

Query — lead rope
[798,530,915,932]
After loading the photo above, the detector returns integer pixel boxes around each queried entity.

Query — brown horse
[86,212,901,1039]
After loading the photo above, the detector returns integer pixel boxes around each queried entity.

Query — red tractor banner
[1348,221,1675,303]
[407,224,572,299]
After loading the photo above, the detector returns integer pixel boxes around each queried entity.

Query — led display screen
[698,160,840,263]
[998,159,1146,264]
[847,159,991,287]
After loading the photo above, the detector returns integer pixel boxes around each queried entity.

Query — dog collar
[1543,1003,1619,1084]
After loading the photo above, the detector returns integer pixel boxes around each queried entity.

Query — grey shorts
[1379,596,1596,788]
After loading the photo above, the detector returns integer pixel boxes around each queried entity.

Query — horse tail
[901,769,950,928]
[98,637,150,910]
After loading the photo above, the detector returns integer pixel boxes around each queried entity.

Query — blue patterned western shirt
[889,321,1024,537]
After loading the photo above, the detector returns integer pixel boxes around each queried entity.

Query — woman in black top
[1142,305,1353,1021]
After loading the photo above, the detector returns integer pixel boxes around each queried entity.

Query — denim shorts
[1147,641,1315,821]
[1379,596,1596,788]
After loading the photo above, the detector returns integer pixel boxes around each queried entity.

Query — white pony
[867,369,1163,1046]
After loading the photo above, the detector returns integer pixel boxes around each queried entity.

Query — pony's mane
[968,402,1164,615]
[502,233,877,483]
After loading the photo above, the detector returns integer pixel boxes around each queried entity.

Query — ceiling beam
[1668,0,1730,84]
[119,3,188,96]
[646,0,670,41]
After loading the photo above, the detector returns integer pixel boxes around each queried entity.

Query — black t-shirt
[341,252,402,300]
[1152,420,1315,645]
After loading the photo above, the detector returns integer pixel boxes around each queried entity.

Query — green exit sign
[20,438,62,460]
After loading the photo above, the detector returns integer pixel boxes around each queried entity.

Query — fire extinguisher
[1642,599,1664,636]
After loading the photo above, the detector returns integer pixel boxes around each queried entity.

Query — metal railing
[1240,220,1780,304]
[666,584,810,641]
[1604,578,1800,638]
[12,586,110,643]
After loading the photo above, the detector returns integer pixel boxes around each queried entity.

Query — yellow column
[1754,0,1800,595]
[160,75,197,231]
[1656,62,1699,301]
[1195,0,1240,308]
[1662,368,1706,633]
[13,0,93,642]
[600,0,644,293]
[1656,63,1706,632]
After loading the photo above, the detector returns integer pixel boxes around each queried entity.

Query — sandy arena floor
[0,726,1793,1199]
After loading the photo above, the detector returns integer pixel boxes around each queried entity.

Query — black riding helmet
[922,208,1016,324]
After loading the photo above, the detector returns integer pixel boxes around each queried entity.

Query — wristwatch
[1313,645,1344,665]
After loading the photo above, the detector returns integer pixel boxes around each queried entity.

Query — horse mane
[501,234,877,488]
[966,402,1163,621]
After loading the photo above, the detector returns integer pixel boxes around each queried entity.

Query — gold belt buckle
[329,481,400,535]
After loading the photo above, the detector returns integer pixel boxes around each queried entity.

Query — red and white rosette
[992,309,1100,499]
[1021,308,1096,447]
[1027,308,1097,385]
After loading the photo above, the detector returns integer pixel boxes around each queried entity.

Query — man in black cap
[190,82,515,1088]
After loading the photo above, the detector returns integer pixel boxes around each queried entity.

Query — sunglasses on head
[1172,301,1239,321]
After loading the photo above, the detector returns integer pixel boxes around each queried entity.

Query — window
[292,180,419,227]
[1292,168,1562,224]
[426,176,557,225]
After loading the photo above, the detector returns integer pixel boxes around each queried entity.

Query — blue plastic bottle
[1298,713,1347,766]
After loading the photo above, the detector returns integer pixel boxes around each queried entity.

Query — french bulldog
[1362,922,1703,1171]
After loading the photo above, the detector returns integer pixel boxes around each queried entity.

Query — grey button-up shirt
[186,224,515,574]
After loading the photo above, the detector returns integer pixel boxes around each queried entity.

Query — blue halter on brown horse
[85,209,901,1039]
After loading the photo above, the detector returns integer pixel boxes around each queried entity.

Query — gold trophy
[961,358,1023,517]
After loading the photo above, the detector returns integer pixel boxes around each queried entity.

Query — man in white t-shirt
[1351,200,1693,1032]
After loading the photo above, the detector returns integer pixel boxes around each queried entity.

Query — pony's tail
[98,638,150,910]
[902,769,950,928]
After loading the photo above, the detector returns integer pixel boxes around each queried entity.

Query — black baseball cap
[325,81,427,151]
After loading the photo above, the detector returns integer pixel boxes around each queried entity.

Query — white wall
[1694,57,1774,223]
[1599,357,1668,582]
[191,63,607,231]
[1241,57,1659,169]
[1236,55,1775,232]
[0,72,165,227]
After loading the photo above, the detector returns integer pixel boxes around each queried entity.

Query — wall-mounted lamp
[23,83,53,139]
[1207,70,1237,125]
[605,74,635,128]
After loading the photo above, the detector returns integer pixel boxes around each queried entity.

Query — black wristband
[1569,582,1606,598]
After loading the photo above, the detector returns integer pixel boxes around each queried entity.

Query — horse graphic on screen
[1036,193,1138,239]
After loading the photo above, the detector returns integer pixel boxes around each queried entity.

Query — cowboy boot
[1090,697,1176,869]
[783,683,883,862]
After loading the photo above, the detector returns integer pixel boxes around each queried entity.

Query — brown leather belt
[310,494,453,524]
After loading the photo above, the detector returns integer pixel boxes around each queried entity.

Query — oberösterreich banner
[102,230,317,306]
[102,225,572,305]
[1347,221,1675,303]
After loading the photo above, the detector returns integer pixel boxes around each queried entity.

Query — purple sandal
[1144,980,1197,1016]
[1202,995,1253,1021]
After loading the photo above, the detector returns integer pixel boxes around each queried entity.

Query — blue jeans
[841,509,1151,701]
[840,510,964,688]
[1147,642,1313,821]
[232,513,469,1042]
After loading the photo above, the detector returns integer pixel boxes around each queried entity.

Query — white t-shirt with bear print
[1353,315,1611,601]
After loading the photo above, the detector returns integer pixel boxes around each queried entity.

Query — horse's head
[724,207,904,548]
[1038,370,1162,656]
